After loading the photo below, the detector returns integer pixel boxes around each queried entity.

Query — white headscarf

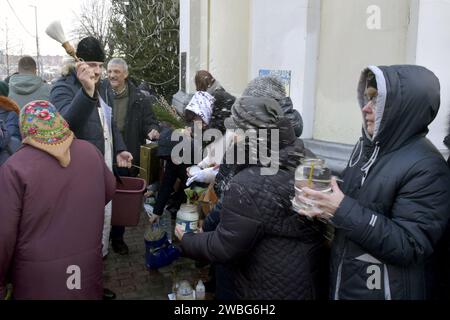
[185,91,215,125]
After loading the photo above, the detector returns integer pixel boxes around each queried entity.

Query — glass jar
[292,158,332,214]
[176,280,194,300]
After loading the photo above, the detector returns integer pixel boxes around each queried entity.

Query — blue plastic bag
[144,227,180,269]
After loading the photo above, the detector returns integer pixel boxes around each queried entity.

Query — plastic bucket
[112,177,147,226]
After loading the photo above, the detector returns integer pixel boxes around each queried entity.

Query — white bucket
[176,204,199,233]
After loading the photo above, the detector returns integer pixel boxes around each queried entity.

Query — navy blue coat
[50,70,126,156]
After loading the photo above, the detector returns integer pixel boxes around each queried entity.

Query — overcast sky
[0,0,85,56]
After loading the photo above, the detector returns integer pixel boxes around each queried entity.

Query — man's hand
[175,225,185,241]
[76,62,96,98]
[297,177,345,219]
[148,129,160,141]
[116,151,133,168]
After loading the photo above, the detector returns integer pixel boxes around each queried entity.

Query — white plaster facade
[176,0,450,172]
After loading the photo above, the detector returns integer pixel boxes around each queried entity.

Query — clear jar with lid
[292,158,332,214]
[176,280,195,300]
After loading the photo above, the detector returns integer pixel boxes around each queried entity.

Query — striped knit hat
[20,100,74,167]
[242,75,287,101]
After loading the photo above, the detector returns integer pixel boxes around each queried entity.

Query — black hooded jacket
[278,97,303,137]
[180,118,328,300]
[206,81,236,134]
[330,65,450,300]
[444,124,450,166]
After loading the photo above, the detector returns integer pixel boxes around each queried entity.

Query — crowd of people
[1,35,450,300]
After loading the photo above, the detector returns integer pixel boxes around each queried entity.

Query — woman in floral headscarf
[0,100,116,300]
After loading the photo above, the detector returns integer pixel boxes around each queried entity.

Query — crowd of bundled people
[1,36,450,300]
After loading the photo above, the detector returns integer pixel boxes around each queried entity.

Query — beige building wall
[314,0,412,144]
[208,0,251,96]
[180,0,210,93]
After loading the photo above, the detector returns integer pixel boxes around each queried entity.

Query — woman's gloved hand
[186,166,219,186]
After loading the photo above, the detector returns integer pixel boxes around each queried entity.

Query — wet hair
[195,70,215,91]
[18,56,37,74]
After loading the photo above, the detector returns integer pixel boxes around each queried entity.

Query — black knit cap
[76,36,105,62]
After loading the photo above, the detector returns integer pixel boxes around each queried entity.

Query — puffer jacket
[330,65,450,300]
[207,81,235,134]
[278,97,303,137]
[0,97,21,165]
[50,70,126,156]
[0,96,20,140]
[437,122,450,299]
[444,126,450,166]
[0,120,8,151]
[181,131,329,300]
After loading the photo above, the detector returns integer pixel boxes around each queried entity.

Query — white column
[208,0,251,96]
[179,0,209,93]
[415,0,450,156]
[174,0,209,111]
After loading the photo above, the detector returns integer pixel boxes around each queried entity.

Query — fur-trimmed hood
[60,58,76,77]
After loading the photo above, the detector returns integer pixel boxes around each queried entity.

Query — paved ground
[103,208,211,300]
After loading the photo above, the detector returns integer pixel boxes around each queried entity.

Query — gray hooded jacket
[8,74,50,108]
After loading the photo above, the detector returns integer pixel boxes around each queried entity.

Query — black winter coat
[330,65,450,300]
[181,139,328,300]
[437,121,450,299]
[207,81,235,134]
[50,71,126,156]
[444,129,450,166]
[101,80,160,167]
[278,97,303,137]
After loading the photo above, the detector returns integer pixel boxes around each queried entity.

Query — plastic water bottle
[195,280,205,300]
[176,280,194,300]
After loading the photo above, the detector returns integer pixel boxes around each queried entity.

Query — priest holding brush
[50,35,133,300]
